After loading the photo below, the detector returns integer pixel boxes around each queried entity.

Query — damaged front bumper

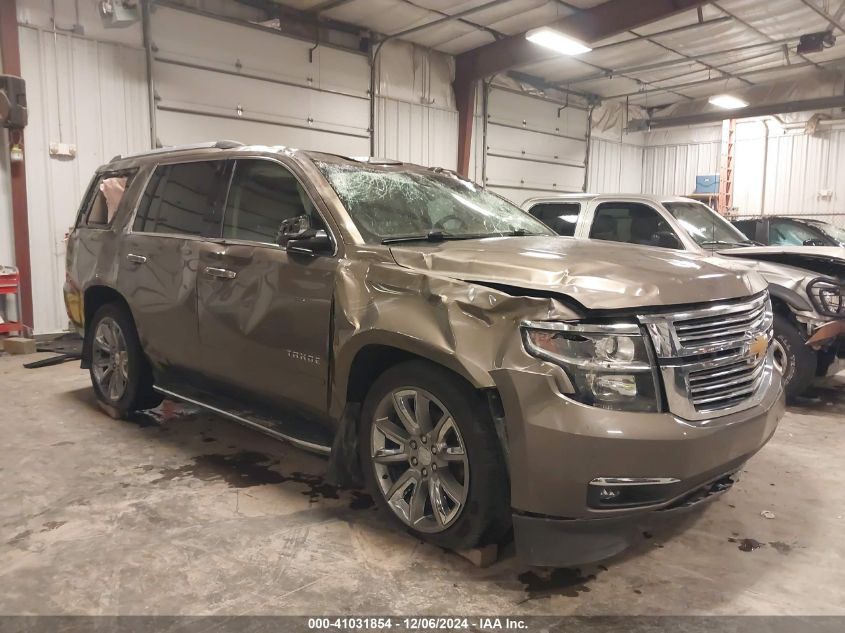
[492,362,785,567]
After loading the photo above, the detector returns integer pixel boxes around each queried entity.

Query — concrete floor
[1,352,844,616]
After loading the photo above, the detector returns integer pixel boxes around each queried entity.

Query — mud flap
[325,402,363,488]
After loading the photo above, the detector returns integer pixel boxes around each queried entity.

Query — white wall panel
[641,141,720,197]
[588,139,644,193]
[18,26,150,334]
[374,98,457,169]
[0,130,13,269]
[373,41,459,170]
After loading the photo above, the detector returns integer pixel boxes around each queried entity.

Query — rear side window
[222,159,324,243]
[528,202,581,236]
[78,170,137,228]
[133,161,228,236]
[732,220,758,241]
[589,202,678,248]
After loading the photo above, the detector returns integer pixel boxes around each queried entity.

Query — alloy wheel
[370,387,469,533]
[772,338,788,376]
[92,317,129,403]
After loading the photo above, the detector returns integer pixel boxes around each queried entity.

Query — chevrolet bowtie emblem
[749,335,768,362]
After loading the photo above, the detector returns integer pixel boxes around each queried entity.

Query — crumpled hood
[716,245,845,279]
[389,236,766,311]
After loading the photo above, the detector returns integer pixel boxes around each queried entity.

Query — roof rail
[110,140,244,163]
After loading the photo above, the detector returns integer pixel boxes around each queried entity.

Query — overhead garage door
[485,87,588,205]
[149,4,370,155]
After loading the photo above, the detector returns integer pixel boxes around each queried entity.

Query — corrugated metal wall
[640,126,722,197]
[374,40,458,169]
[17,24,150,334]
[587,138,644,193]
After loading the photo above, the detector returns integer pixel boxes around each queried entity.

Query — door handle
[127,253,147,264]
[204,266,237,279]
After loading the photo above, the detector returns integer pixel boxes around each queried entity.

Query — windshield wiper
[381,230,452,244]
[700,240,745,248]
[504,228,544,236]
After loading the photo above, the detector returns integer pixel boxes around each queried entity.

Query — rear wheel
[772,313,816,400]
[89,303,162,417]
[359,360,510,550]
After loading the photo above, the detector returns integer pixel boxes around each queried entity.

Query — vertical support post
[454,66,476,178]
[141,0,157,148]
[0,0,34,332]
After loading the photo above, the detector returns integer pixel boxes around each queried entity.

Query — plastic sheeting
[376,40,455,109]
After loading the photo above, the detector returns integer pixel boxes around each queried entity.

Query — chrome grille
[639,292,776,422]
[674,300,768,349]
[688,355,768,412]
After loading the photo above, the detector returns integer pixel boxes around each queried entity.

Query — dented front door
[196,158,336,416]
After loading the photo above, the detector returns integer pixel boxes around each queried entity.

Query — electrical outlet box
[49,142,77,158]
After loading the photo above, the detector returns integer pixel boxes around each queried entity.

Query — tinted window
[79,170,137,227]
[732,220,758,241]
[769,219,824,246]
[529,202,581,236]
[590,202,679,248]
[133,161,227,236]
[223,160,322,243]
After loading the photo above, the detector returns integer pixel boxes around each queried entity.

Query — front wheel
[359,360,510,551]
[89,303,162,417]
[772,313,816,400]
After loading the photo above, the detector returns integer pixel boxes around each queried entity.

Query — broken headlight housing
[808,279,845,317]
[521,322,661,412]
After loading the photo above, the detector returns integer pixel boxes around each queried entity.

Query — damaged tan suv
[65,142,785,566]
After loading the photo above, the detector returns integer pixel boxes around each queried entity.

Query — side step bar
[153,386,332,456]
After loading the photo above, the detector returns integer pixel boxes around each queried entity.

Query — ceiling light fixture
[708,94,749,109]
[525,27,592,56]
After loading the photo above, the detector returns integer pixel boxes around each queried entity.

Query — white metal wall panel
[0,130,13,269]
[732,120,768,215]
[374,98,458,169]
[587,139,644,194]
[485,88,588,200]
[763,130,845,220]
[18,26,150,334]
[641,141,720,197]
[150,4,370,152]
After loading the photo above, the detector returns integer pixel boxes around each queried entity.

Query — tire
[359,360,510,551]
[88,303,162,417]
[772,313,816,400]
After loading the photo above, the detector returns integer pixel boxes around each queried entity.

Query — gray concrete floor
[1,352,844,615]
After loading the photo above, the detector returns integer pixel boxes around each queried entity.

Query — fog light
[599,487,621,500]
[590,374,637,400]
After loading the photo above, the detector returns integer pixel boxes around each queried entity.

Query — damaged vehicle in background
[525,194,845,400]
[65,142,784,567]
[732,216,845,248]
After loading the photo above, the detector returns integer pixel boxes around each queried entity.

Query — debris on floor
[760,510,776,519]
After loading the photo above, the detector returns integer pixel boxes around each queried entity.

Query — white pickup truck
[523,194,845,400]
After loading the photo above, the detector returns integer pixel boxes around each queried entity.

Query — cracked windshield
[316,162,553,244]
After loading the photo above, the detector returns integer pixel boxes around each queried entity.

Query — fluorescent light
[525,27,592,56]
[708,94,749,109]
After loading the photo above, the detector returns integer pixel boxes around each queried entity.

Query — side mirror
[276,215,332,254]
[803,238,826,247]
[654,231,682,249]
[287,230,332,255]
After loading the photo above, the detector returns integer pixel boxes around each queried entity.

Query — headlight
[522,322,661,412]
[808,279,845,317]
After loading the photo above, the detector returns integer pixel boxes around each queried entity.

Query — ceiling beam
[629,94,845,129]
[454,0,710,82]
[563,35,801,85]
[607,54,845,100]
[386,0,507,40]
[798,0,845,34]
[711,1,824,71]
